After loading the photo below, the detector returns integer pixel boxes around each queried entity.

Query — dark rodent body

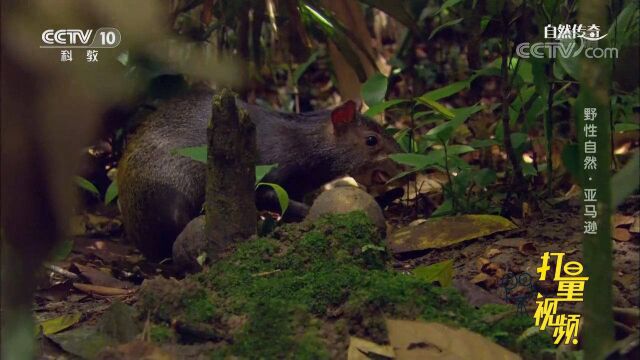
[118,89,401,260]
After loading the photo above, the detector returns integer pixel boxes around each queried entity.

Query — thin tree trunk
[206,89,257,255]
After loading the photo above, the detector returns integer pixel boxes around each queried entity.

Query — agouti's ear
[330,100,360,130]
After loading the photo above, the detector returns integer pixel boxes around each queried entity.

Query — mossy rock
[138,211,553,358]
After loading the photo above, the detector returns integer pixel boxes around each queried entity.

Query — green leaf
[389,153,434,169]
[435,0,463,15]
[424,105,482,142]
[413,259,454,287]
[510,132,529,153]
[364,99,407,117]
[256,164,278,183]
[37,313,81,336]
[173,146,206,163]
[256,182,289,215]
[419,80,470,102]
[293,51,320,84]
[474,168,497,188]
[416,97,454,119]
[607,2,639,50]
[614,123,640,132]
[557,38,580,80]
[612,151,639,208]
[104,180,118,205]
[469,139,498,148]
[74,176,100,197]
[429,18,463,40]
[431,199,453,217]
[361,73,388,107]
[480,16,491,31]
[48,239,74,262]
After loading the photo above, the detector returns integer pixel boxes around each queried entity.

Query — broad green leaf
[522,162,537,176]
[480,16,491,31]
[413,259,454,287]
[474,168,497,188]
[431,199,453,217]
[612,151,639,208]
[510,132,529,153]
[256,164,278,183]
[75,176,100,197]
[364,99,407,117]
[48,239,74,262]
[361,73,388,107]
[420,80,470,102]
[429,18,463,40]
[104,180,118,205]
[293,51,320,84]
[557,38,580,80]
[389,153,433,169]
[37,313,81,336]
[257,182,289,215]
[607,2,639,50]
[388,214,517,253]
[173,146,206,163]
[425,105,483,142]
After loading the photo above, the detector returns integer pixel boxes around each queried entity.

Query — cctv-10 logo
[41,27,121,48]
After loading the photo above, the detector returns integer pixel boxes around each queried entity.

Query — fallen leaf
[613,228,632,242]
[486,248,501,258]
[477,257,490,271]
[630,216,639,233]
[73,283,134,296]
[36,312,81,336]
[72,263,134,289]
[413,260,454,287]
[47,326,115,359]
[471,273,495,288]
[385,319,521,360]
[518,242,537,256]
[613,214,635,227]
[388,215,517,253]
[347,336,395,360]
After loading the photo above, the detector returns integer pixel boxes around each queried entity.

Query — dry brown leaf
[347,336,395,360]
[630,217,640,233]
[476,257,490,271]
[485,248,501,258]
[385,319,521,360]
[518,242,537,256]
[471,273,496,288]
[72,283,134,296]
[494,238,526,248]
[613,214,635,227]
[73,263,134,289]
[613,228,632,242]
[389,215,516,253]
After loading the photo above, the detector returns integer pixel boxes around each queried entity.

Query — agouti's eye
[365,135,378,146]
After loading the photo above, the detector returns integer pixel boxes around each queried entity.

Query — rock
[172,215,207,273]
[307,187,386,230]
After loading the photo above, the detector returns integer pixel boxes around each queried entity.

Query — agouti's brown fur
[118,88,402,260]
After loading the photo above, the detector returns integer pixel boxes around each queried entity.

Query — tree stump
[205,89,257,257]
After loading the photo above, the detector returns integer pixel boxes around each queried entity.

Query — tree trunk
[205,89,257,255]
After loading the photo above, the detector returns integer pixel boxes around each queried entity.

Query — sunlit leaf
[413,259,454,287]
[37,313,81,336]
[256,182,289,215]
[104,179,118,205]
[256,164,278,183]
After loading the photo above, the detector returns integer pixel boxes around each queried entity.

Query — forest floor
[33,192,639,359]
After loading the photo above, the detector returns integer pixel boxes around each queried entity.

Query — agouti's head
[327,100,405,194]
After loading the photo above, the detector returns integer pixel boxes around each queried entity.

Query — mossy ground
[138,211,553,359]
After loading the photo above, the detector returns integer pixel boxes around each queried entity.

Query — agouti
[118,88,403,260]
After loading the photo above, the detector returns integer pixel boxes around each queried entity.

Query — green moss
[149,324,174,343]
[139,211,554,358]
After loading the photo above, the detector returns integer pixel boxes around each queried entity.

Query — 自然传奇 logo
[516,23,618,59]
